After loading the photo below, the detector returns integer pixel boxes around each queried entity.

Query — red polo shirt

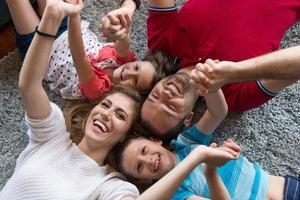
[147,0,300,111]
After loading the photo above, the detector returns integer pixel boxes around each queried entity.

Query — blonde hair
[63,86,142,144]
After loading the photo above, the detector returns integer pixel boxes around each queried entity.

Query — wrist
[204,165,217,176]
[119,0,140,10]
[117,33,131,43]
[232,60,251,82]
[188,146,207,167]
[44,4,65,22]
[69,13,80,20]
[40,5,64,35]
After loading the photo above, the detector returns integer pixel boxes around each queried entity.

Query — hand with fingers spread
[189,144,238,168]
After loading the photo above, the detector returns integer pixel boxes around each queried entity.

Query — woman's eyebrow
[104,99,112,107]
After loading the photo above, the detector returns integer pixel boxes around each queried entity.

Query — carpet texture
[0,0,299,190]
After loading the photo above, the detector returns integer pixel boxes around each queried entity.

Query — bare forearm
[204,168,231,200]
[204,89,227,119]
[114,34,131,57]
[232,46,300,81]
[137,152,204,200]
[19,6,63,119]
[195,89,227,135]
[68,14,93,83]
[120,0,137,17]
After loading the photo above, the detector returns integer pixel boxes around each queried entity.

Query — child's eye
[116,111,126,121]
[134,65,139,71]
[142,146,146,154]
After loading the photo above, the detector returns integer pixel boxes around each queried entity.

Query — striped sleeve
[175,126,213,146]
[148,5,177,12]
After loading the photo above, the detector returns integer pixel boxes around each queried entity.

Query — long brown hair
[63,86,142,144]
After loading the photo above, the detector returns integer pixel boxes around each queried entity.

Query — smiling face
[120,138,176,181]
[113,61,156,92]
[84,93,135,147]
[141,73,197,137]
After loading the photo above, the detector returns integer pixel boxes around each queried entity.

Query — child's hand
[204,140,240,172]
[189,145,236,167]
[217,139,241,159]
[100,7,133,42]
[106,14,132,42]
[191,59,235,95]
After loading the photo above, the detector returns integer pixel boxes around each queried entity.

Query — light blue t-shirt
[170,126,269,200]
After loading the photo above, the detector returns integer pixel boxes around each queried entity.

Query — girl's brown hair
[64,86,142,144]
[141,50,176,94]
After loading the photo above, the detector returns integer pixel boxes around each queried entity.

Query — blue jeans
[284,175,300,200]
[16,17,68,57]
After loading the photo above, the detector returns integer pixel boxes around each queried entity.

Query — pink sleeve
[96,46,136,65]
[116,50,136,64]
[79,72,112,100]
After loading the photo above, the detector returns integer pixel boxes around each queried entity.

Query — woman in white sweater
[0,0,238,199]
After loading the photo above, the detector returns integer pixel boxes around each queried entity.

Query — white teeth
[93,120,108,133]
[168,81,181,95]
[121,68,126,80]
[154,154,160,172]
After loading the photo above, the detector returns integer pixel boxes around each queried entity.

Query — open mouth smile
[166,80,183,96]
[154,154,161,172]
[93,119,109,133]
[121,68,126,81]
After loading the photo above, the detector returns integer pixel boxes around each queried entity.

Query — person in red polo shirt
[102,0,300,112]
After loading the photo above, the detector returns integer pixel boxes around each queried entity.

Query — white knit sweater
[0,103,139,200]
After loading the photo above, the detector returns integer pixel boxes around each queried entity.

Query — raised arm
[194,89,227,135]
[191,67,228,134]
[68,13,94,84]
[203,165,231,200]
[109,13,133,57]
[195,46,300,95]
[19,0,83,119]
[129,145,237,200]
[100,0,137,39]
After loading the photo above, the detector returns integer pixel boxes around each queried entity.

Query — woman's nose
[101,109,112,121]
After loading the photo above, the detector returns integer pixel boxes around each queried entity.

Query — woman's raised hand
[46,0,84,18]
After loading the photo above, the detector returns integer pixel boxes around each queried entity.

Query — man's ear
[183,112,194,128]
